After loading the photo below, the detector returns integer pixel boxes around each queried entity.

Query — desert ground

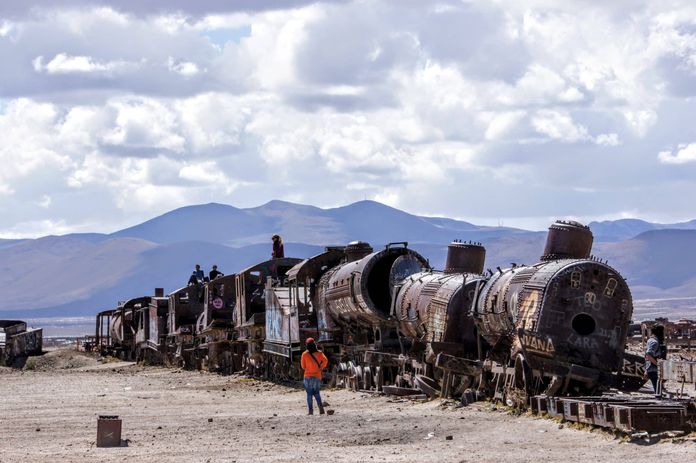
[1,349,695,463]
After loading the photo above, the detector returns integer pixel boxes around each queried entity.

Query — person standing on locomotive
[644,324,665,396]
[271,234,284,259]
[301,337,328,415]
[271,234,285,281]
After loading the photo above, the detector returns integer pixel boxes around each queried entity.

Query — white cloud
[167,57,201,76]
[33,53,135,75]
[5,1,696,234]
[595,133,621,146]
[0,99,74,193]
[101,97,186,153]
[658,144,696,164]
[531,110,590,143]
[178,161,229,185]
[0,219,73,239]
[484,111,526,140]
[0,20,19,39]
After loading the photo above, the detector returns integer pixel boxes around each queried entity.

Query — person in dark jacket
[194,264,204,281]
[300,337,328,415]
[644,324,665,396]
[209,265,223,280]
[187,271,199,286]
[272,235,284,259]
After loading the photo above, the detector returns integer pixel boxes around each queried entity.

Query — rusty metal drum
[541,220,593,261]
[317,243,429,325]
[444,241,485,275]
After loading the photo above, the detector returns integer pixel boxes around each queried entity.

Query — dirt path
[1,353,695,462]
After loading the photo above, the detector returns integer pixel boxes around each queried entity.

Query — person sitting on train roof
[187,271,199,286]
[209,265,223,280]
[194,264,204,281]
[272,234,284,259]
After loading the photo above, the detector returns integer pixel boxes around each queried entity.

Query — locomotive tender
[95,220,639,404]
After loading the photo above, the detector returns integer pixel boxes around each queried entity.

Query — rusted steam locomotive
[95,220,640,404]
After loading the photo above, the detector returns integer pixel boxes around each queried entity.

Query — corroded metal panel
[264,285,299,345]
[661,359,696,383]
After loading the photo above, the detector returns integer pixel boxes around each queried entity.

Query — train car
[475,221,633,403]
[234,257,303,375]
[0,320,42,367]
[314,242,430,390]
[166,283,206,368]
[102,296,152,360]
[262,246,347,381]
[133,288,168,364]
[392,241,489,396]
[195,273,239,373]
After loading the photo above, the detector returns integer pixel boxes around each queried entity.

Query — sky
[2,0,696,237]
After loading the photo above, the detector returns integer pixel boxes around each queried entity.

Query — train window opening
[249,271,262,284]
[367,254,403,316]
[572,313,596,336]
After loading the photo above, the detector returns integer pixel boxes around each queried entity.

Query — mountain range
[1,200,695,320]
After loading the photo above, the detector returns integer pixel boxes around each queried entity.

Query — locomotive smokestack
[154,288,164,297]
[541,220,593,261]
[444,241,486,274]
[345,241,373,262]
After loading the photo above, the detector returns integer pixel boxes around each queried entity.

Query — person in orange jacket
[300,337,328,415]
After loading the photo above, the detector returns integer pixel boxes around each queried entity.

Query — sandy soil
[1,350,695,463]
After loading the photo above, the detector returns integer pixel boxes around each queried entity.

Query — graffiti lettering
[521,333,555,354]
[567,333,599,350]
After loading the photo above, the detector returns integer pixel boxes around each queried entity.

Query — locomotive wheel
[363,367,373,390]
[329,365,339,388]
[352,365,363,390]
[374,366,384,391]
[241,353,251,375]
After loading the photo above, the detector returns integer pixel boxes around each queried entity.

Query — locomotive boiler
[315,242,429,347]
[393,241,487,357]
[475,221,633,398]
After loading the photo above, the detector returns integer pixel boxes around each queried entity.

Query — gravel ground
[0,349,695,463]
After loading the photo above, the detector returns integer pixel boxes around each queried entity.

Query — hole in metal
[572,313,596,336]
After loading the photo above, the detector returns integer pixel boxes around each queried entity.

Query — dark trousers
[647,370,659,394]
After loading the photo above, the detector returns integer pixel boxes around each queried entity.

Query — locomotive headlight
[571,313,596,336]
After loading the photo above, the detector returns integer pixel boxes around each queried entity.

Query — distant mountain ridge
[110,200,527,246]
[589,218,696,241]
[1,200,696,319]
